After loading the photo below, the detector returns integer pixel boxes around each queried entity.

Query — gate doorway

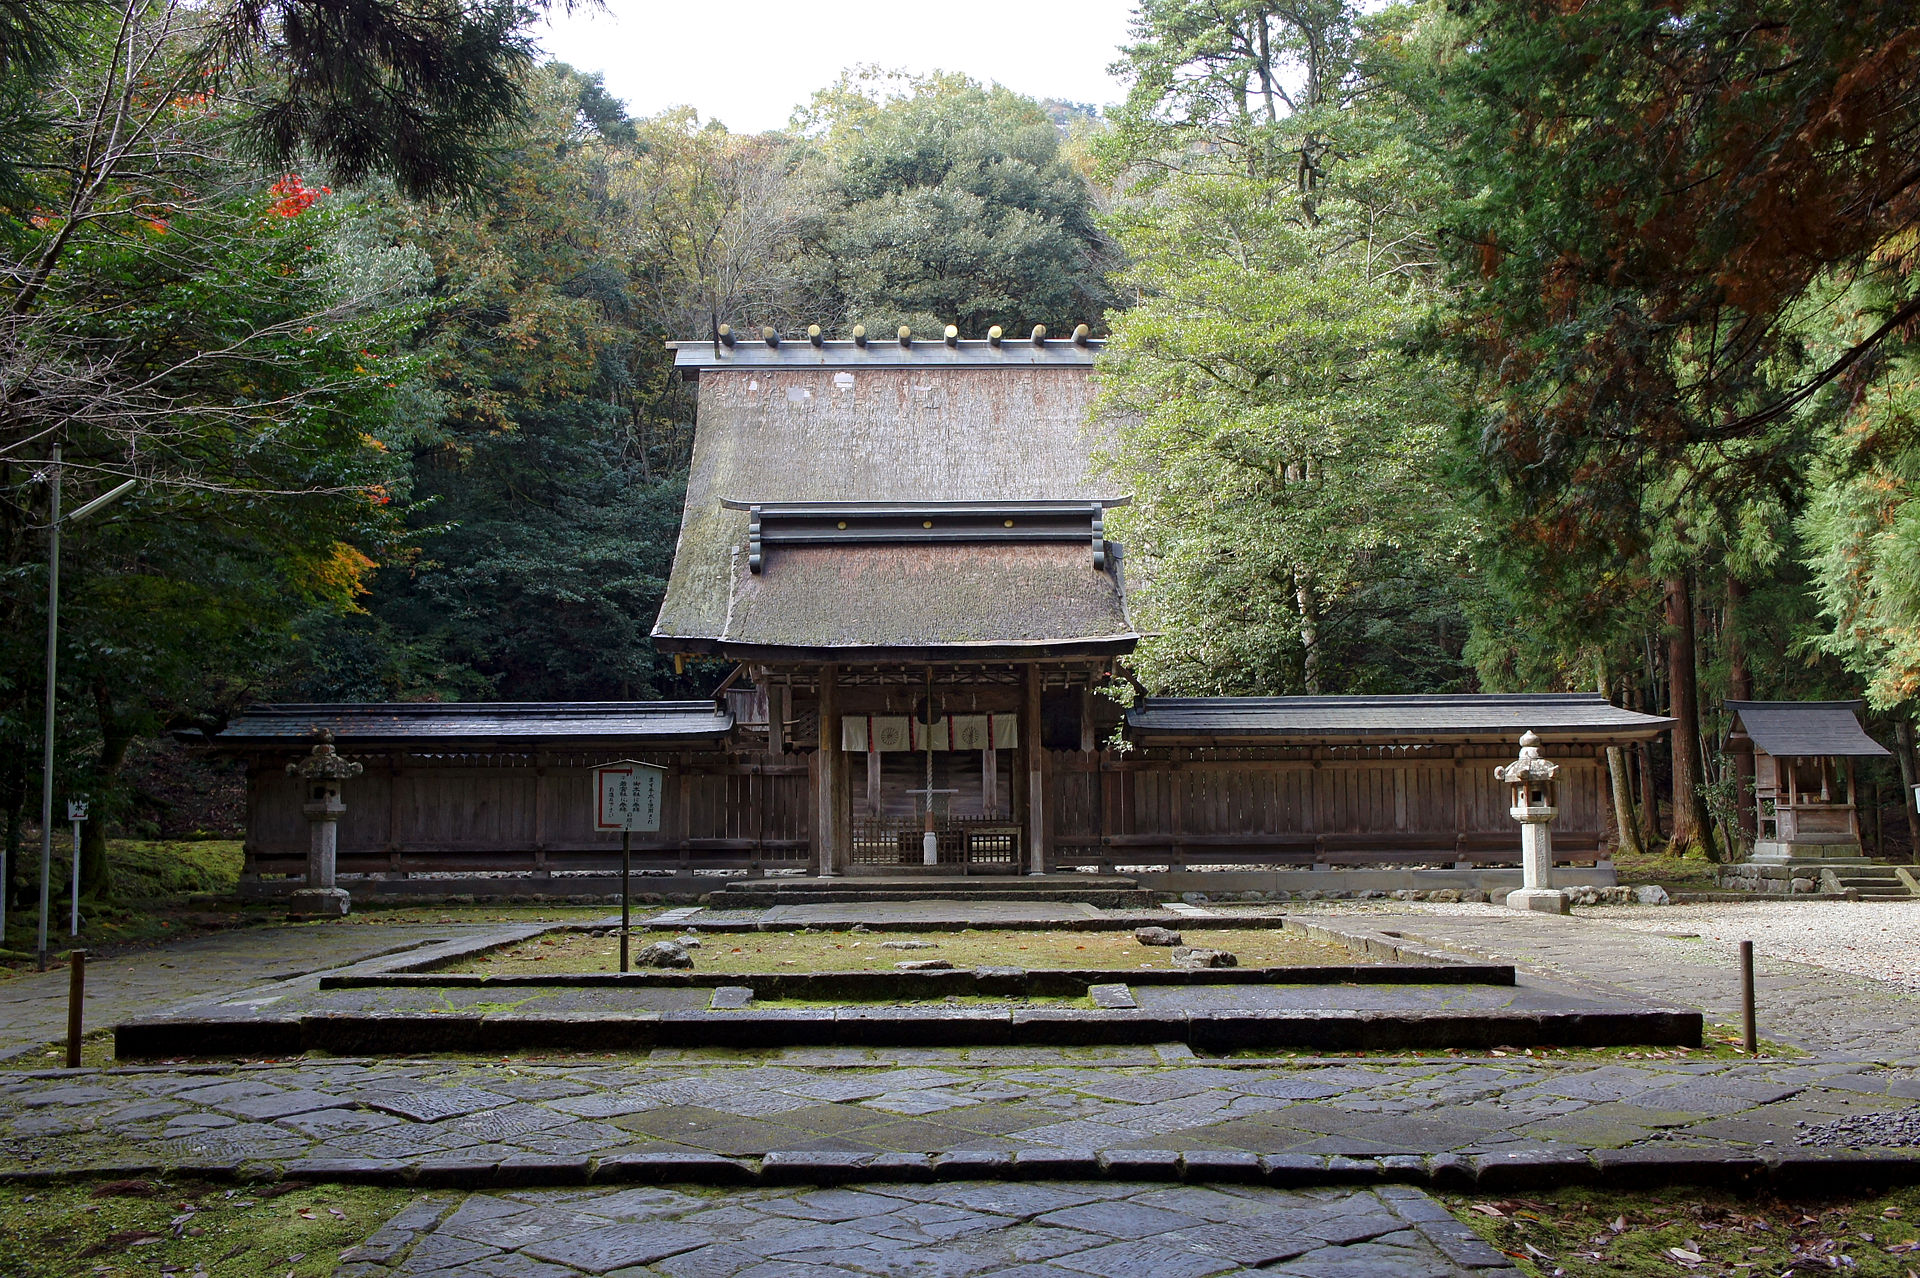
[849,748,1021,873]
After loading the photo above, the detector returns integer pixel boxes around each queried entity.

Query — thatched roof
[653,357,1136,659]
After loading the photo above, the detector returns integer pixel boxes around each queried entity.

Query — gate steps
[708,875,1158,908]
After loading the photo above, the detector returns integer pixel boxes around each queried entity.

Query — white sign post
[66,797,87,938]
[595,761,665,972]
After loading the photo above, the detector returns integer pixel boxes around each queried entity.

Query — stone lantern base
[288,887,352,919]
[1504,887,1569,914]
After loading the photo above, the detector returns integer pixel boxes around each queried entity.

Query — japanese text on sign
[594,761,665,832]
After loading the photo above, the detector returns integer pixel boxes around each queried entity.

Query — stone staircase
[1825,863,1917,898]
[707,874,1159,909]
[1722,857,1918,898]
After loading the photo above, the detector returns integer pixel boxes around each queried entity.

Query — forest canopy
[3,0,1918,898]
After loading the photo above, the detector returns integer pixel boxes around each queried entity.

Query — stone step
[710,887,1161,907]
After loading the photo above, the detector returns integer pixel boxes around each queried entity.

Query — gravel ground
[1577,898,1920,992]
[1216,897,1920,993]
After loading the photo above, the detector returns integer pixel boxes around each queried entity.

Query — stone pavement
[336,1181,1512,1277]
[4,906,1920,1189]
[0,922,521,1062]
[3,1047,1913,1185]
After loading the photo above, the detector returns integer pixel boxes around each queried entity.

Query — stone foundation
[1719,861,1867,897]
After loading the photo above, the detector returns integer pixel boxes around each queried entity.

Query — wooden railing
[850,817,1021,870]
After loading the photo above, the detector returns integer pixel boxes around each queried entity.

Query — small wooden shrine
[1727,699,1891,860]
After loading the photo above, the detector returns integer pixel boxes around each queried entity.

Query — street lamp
[18,444,138,969]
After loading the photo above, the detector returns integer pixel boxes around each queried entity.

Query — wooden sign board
[595,760,666,833]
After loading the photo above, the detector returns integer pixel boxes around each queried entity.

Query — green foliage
[373,404,691,699]
[1098,2,1474,696]
[275,67,704,702]
[793,70,1115,336]
[1798,291,1920,709]
[0,3,429,900]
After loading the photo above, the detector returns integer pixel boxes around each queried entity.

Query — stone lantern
[1495,730,1567,914]
[286,730,363,918]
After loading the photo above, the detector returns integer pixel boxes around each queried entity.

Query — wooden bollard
[1739,940,1757,1055]
[66,948,87,1068]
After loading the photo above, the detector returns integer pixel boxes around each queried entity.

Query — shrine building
[215,327,1674,893]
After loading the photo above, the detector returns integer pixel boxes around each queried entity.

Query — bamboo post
[620,830,631,973]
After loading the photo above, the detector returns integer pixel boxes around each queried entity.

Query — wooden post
[678,766,692,878]
[1739,940,1757,1054]
[619,831,631,973]
[1026,666,1047,875]
[768,679,786,756]
[817,664,841,876]
[388,753,405,876]
[66,948,86,1067]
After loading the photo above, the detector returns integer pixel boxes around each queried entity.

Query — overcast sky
[535,1,1141,134]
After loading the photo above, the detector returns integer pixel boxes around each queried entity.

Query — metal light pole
[33,451,138,969]
[36,445,62,970]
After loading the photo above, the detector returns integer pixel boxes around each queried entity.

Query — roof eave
[1127,721,1675,745]
[654,634,1140,663]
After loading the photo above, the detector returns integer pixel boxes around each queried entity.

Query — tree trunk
[1895,717,1920,862]
[1293,569,1321,696]
[1630,678,1661,841]
[1598,662,1642,857]
[81,685,136,898]
[1253,10,1279,125]
[1726,578,1756,849]
[1665,574,1714,857]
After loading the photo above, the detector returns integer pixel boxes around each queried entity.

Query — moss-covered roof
[653,363,1136,658]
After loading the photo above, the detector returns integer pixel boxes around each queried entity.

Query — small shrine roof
[1727,700,1891,759]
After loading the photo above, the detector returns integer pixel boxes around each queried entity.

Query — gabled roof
[1727,700,1890,758]
[211,702,734,749]
[652,354,1135,659]
[1127,693,1673,744]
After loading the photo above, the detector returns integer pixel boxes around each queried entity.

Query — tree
[1423,0,1920,854]
[792,69,1115,336]
[0,0,540,205]
[1096,1,1475,697]
[0,2,437,906]
[609,109,813,354]
[330,66,703,703]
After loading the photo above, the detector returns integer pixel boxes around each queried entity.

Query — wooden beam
[817,664,843,875]
[1026,665,1048,874]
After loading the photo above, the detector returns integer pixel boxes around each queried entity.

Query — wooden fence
[243,750,811,880]
[245,741,1615,883]
[1045,744,1610,870]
